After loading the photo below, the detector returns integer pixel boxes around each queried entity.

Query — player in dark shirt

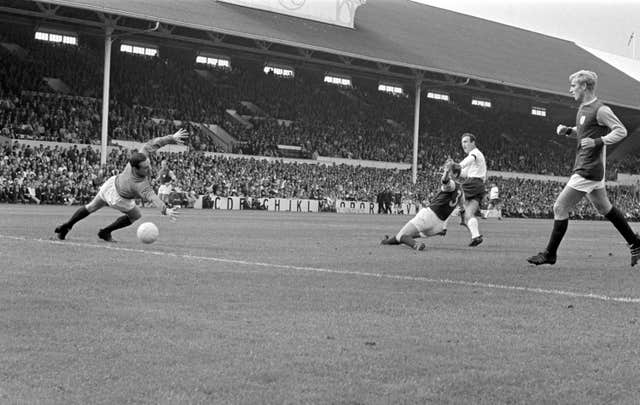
[527,70,640,266]
[381,161,462,251]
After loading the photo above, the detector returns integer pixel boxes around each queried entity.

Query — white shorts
[98,176,136,212]
[407,207,445,237]
[158,184,172,196]
[567,173,605,193]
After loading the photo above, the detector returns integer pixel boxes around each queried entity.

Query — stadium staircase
[194,69,213,81]
[385,119,408,133]
[226,109,253,129]
[0,42,28,60]
[194,69,234,89]
[240,101,267,117]
[201,123,239,152]
[338,89,360,103]
[43,78,72,94]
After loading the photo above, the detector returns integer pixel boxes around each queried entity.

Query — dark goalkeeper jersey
[114,135,177,202]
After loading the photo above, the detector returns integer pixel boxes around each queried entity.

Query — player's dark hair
[461,132,476,143]
[129,152,148,169]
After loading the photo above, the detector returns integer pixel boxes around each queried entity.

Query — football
[137,222,159,244]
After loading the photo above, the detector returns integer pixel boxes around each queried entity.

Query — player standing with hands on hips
[527,70,640,266]
[54,129,188,242]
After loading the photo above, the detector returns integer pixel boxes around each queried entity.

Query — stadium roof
[4,0,640,109]
[579,45,640,83]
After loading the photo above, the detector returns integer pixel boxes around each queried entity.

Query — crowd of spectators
[2,22,640,220]
[5,22,630,176]
[2,139,639,221]
[497,177,640,220]
[0,141,103,205]
[0,91,222,152]
[0,140,422,206]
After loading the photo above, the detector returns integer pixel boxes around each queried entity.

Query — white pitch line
[2,234,640,304]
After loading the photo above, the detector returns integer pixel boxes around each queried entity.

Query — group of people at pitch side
[53,69,640,267]
[382,69,640,267]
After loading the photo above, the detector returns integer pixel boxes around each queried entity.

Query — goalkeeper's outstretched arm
[142,128,189,156]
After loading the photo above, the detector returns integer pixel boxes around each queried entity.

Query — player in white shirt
[484,183,502,219]
[156,159,177,204]
[457,133,487,246]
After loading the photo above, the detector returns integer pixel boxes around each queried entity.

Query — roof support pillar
[411,79,422,184]
[100,26,113,167]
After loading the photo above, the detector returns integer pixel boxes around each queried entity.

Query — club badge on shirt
[579,115,586,125]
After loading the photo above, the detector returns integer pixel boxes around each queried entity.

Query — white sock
[467,217,480,238]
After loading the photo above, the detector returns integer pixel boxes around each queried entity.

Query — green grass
[1,205,640,404]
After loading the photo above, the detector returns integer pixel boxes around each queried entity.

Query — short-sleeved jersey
[429,179,463,221]
[460,147,487,181]
[489,186,499,200]
[115,135,176,201]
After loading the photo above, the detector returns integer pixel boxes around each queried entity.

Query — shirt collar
[580,97,598,107]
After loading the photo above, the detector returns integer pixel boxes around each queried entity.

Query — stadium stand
[1,2,639,218]
[2,139,639,220]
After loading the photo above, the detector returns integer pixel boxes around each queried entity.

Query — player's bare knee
[464,203,478,218]
[85,203,100,213]
[588,194,612,215]
[594,202,612,215]
[553,202,569,219]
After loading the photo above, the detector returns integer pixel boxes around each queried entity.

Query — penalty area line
[2,234,640,304]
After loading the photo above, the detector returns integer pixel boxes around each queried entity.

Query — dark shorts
[462,178,486,204]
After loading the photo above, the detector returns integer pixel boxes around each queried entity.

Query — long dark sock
[101,215,133,234]
[605,206,639,245]
[545,219,568,255]
[382,236,400,245]
[63,206,90,229]
[399,235,417,249]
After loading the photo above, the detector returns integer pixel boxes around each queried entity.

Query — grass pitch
[1,205,640,404]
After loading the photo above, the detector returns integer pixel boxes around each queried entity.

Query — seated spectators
[1,21,638,178]
[1,138,638,223]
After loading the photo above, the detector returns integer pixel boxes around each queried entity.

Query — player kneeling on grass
[381,161,463,251]
[54,129,188,242]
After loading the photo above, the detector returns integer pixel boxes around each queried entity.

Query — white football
[137,222,159,244]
